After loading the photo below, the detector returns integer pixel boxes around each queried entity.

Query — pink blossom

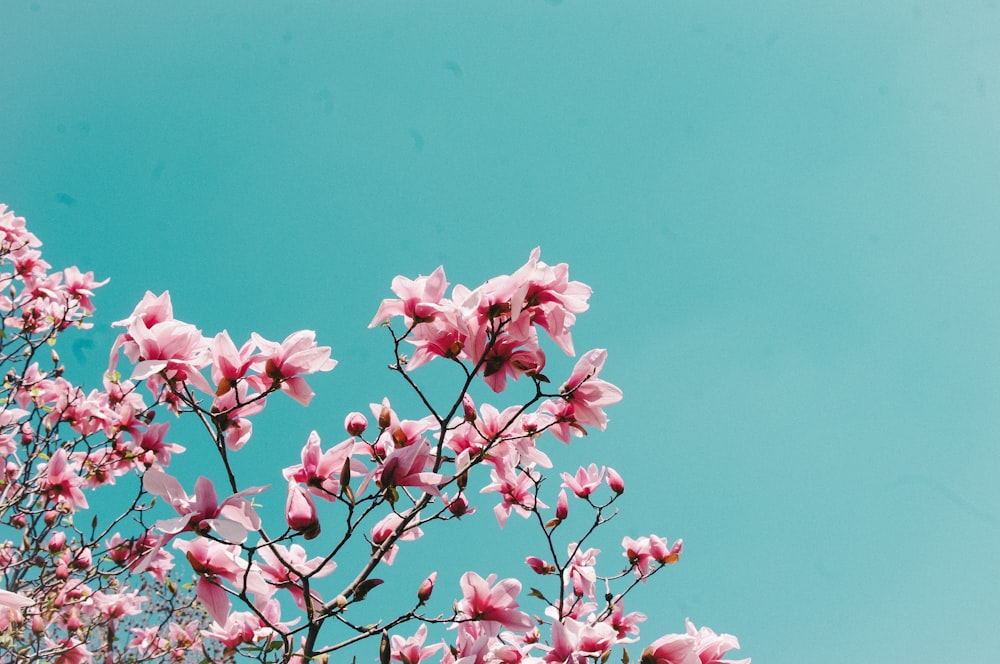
[40,448,89,510]
[209,329,256,393]
[369,265,449,327]
[345,411,368,436]
[685,620,750,664]
[390,624,444,664]
[257,542,335,611]
[143,468,266,544]
[455,571,534,631]
[557,349,622,431]
[249,330,336,405]
[606,467,625,494]
[544,617,617,664]
[285,480,320,538]
[564,544,600,599]
[640,632,702,664]
[283,430,364,501]
[172,538,253,625]
[370,510,423,565]
[480,462,547,527]
[377,438,448,497]
[560,464,606,498]
[508,247,592,355]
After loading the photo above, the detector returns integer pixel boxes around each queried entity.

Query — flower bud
[55,561,69,580]
[446,493,469,517]
[417,571,437,603]
[462,394,477,422]
[606,467,625,494]
[556,489,569,520]
[285,481,320,540]
[47,531,66,553]
[44,511,58,526]
[11,514,26,529]
[345,412,368,437]
[31,615,45,635]
[377,401,392,429]
[70,547,92,570]
[525,556,554,575]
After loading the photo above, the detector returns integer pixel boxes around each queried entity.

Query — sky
[2,2,1000,662]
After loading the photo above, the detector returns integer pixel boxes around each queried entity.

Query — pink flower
[0,588,33,609]
[369,265,450,326]
[640,633,699,664]
[390,624,444,664]
[685,620,750,664]
[480,462,547,527]
[370,510,424,565]
[564,544,600,598]
[143,468,266,544]
[606,467,625,494]
[417,571,437,603]
[257,542,335,611]
[544,617,617,664]
[560,464,606,498]
[40,448,88,510]
[283,430,364,502]
[507,247,592,355]
[455,571,534,631]
[249,330,336,406]
[345,412,368,436]
[285,481,320,538]
[558,349,622,431]
[210,330,256,393]
[377,438,449,497]
[173,538,246,625]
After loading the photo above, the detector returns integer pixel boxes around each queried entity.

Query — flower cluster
[0,206,749,664]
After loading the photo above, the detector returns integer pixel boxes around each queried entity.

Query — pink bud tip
[606,467,625,494]
[345,412,368,437]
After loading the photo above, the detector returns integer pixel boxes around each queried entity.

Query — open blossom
[623,535,683,580]
[39,448,88,510]
[173,538,244,625]
[257,542,335,611]
[377,438,449,497]
[561,464,606,498]
[143,468,266,544]
[390,624,445,664]
[480,462,547,527]
[370,510,423,565]
[248,330,336,406]
[369,265,449,327]
[686,620,750,664]
[641,633,699,664]
[540,349,622,444]
[455,572,534,631]
[283,430,365,501]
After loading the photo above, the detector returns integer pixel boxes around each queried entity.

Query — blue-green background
[3,2,999,662]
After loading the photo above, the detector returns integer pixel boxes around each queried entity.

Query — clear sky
[2,2,999,662]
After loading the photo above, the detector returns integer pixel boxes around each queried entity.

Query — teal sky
[3,2,999,662]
